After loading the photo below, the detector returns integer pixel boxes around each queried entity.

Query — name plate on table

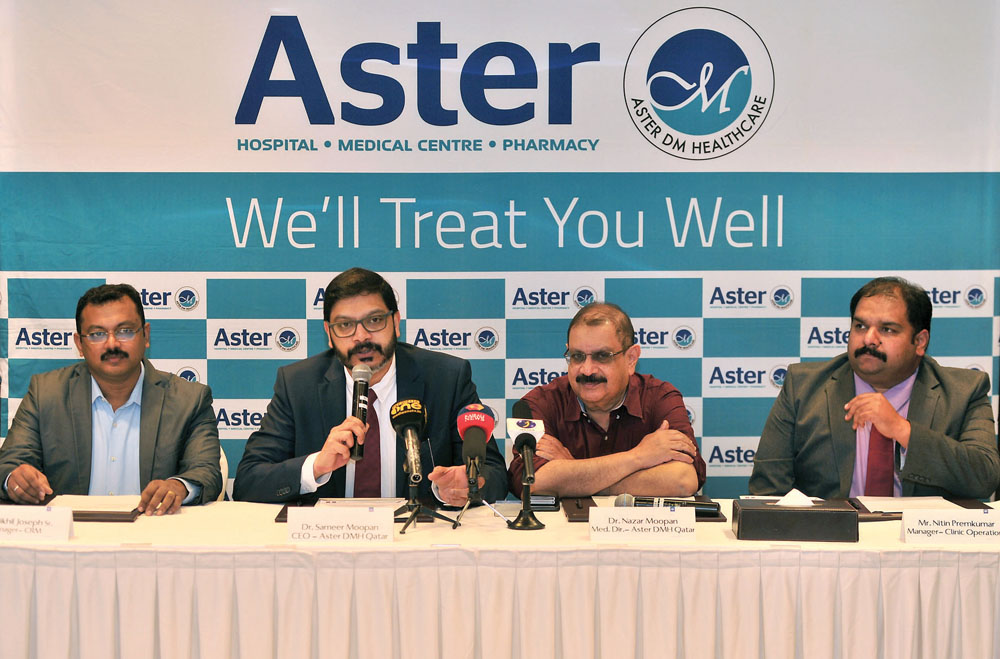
[0,506,73,541]
[287,506,393,545]
[589,506,696,543]
[902,508,1000,544]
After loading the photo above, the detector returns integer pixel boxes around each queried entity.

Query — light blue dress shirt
[89,364,199,502]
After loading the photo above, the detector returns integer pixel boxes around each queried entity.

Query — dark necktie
[353,388,381,497]
[864,426,894,496]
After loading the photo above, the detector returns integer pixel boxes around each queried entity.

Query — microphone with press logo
[506,399,545,530]
[389,398,426,484]
[507,400,543,486]
[349,363,372,462]
[456,403,496,503]
[389,398,461,533]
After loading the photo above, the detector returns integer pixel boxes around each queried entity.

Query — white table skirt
[0,500,998,659]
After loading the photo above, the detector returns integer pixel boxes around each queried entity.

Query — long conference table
[1,499,999,659]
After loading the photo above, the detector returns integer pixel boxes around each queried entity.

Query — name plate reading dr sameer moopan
[589,505,696,543]
[287,506,393,545]
[902,508,1000,544]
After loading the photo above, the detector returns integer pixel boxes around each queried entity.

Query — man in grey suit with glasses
[0,283,222,514]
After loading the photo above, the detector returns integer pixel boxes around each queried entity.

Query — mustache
[854,345,887,362]
[576,374,607,385]
[101,348,129,361]
[348,341,384,358]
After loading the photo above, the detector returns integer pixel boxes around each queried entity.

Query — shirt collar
[575,374,637,419]
[343,354,397,396]
[852,367,918,411]
[90,362,145,408]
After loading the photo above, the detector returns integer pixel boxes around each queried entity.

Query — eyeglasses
[328,312,391,338]
[81,327,142,344]
[563,347,629,365]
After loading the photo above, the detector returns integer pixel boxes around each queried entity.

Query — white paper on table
[857,496,960,513]
[48,495,140,512]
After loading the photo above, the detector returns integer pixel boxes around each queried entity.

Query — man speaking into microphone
[233,268,507,506]
[508,303,705,498]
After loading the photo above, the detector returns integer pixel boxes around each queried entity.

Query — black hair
[322,268,399,321]
[75,283,145,333]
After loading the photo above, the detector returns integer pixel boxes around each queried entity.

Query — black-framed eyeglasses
[81,327,143,344]
[328,312,391,338]
[563,347,629,365]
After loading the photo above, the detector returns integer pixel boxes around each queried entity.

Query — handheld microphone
[390,399,426,484]
[614,493,720,515]
[349,364,373,462]
[507,400,543,485]
[456,404,496,501]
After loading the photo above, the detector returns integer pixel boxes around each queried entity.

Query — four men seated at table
[0,284,222,514]
[507,303,706,498]
[750,277,999,499]
[1,275,996,509]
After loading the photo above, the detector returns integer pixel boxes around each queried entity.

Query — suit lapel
[826,362,858,496]
[902,360,939,495]
[320,356,347,453]
[906,360,939,429]
[393,347,425,497]
[139,361,165,488]
[70,364,94,494]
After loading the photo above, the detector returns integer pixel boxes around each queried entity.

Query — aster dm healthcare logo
[175,287,200,311]
[624,8,773,159]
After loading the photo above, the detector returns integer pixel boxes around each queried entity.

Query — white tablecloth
[1,500,998,659]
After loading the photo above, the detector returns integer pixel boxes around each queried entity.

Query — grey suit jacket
[0,360,222,503]
[232,343,508,503]
[749,354,999,499]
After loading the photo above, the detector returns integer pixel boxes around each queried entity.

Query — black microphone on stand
[454,404,496,525]
[349,363,372,462]
[389,398,425,485]
[389,399,458,533]
[506,399,545,530]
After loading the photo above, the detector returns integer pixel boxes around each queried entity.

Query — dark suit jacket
[749,354,999,499]
[233,343,508,503]
[0,360,222,502]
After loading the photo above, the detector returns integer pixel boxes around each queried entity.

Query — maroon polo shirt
[508,372,706,497]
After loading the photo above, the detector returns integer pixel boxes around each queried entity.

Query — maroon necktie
[353,389,381,497]
[864,426,894,496]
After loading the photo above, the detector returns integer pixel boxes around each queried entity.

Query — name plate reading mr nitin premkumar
[902,508,1000,545]
[0,506,73,541]
[589,505,696,543]
[287,506,393,545]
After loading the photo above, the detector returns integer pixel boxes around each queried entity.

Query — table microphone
[390,399,426,484]
[507,400,543,485]
[349,363,372,462]
[456,404,496,501]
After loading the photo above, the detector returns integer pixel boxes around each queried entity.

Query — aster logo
[277,328,300,352]
[574,287,597,308]
[624,8,773,160]
[770,286,794,310]
[174,287,200,311]
[685,406,696,426]
[176,367,201,383]
[672,326,696,350]
[964,285,987,309]
[769,366,787,388]
[475,327,499,352]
